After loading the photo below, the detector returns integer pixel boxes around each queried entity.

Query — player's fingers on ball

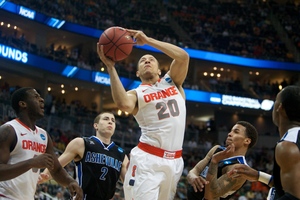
[125,29,136,37]
[96,43,100,53]
[99,45,104,54]
[132,31,140,39]
[125,29,134,33]
[132,39,138,44]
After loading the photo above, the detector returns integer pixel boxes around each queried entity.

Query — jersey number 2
[156,99,179,120]
[99,167,108,180]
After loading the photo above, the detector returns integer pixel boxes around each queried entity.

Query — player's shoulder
[162,73,173,84]
[69,137,85,146]
[114,144,126,154]
[276,140,299,155]
[0,122,13,130]
[128,89,137,94]
[36,125,47,134]
[0,123,15,137]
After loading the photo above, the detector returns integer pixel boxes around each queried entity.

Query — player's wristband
[258,171,273,185]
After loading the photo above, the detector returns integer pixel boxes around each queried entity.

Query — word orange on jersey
[144,86,178,103]
[22,140,46,153]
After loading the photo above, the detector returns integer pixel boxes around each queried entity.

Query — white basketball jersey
[134,74,186,151]
[0,119,48,199]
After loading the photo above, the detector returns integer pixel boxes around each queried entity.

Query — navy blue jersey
[187,146,247,200]
[75,136,126,200]
[273,128,300,199]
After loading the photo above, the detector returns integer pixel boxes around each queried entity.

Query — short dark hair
[94,111,115,123]
[236,121,258,149]
[280,85,300,122]
[11,87,33,114]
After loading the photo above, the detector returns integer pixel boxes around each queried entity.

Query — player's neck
[17,116,36,131]
[97,135,111,145]
[141,77,159,85]
[231,148,247,157]
[17,115,36,130]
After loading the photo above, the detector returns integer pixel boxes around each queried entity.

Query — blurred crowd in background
[1,0,299,199]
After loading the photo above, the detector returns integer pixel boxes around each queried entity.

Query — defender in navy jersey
[98,28,189,200]
[187,121,258,200]
[228,85,300,200]
[39,112,129,200]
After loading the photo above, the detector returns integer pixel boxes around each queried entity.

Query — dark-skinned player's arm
[120,154,129,183]
[45,133,83,200]
[0,124,54,181]
[275,141,300,197]
[227,164,273,187]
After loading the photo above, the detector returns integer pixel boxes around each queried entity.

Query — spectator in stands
[39,111,129,200]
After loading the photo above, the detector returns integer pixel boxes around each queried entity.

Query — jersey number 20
[156,99,179,120]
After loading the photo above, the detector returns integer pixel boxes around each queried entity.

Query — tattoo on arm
[207,162,219,192]
[207,163,243,198]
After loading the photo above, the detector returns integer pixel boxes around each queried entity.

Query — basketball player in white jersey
[0,87,83,200]
[97,28,189,200]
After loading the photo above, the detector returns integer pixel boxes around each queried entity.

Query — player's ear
[93,123,98,130]
[19,101,26,108]
[276,103,282,112]
[277,103,289,117]
[136,71,140,77]
[158,69,161,76]
[244,138,251,146]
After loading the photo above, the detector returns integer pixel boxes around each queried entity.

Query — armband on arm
[258,171,273,185]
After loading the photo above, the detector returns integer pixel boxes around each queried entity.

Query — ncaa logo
[118,147,124,153]
[165,77,172,83]
[40,134,46,140]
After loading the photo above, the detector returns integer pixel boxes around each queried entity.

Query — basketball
[99,26,134,62]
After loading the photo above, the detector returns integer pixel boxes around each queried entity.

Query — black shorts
[277,192,299,200]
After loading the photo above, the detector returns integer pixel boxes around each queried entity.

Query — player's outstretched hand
[30,153,54,170]
[187,173,209,193]
[68,181,83,200]
[227,164,259,182]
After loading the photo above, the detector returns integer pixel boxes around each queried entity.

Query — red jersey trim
[15,118,38,134]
